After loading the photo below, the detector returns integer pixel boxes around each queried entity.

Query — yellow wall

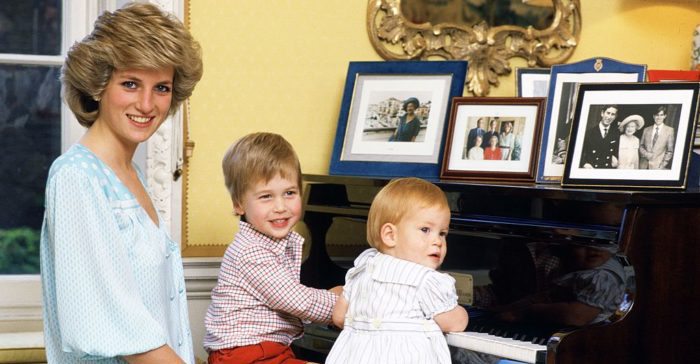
[185,1,700,249]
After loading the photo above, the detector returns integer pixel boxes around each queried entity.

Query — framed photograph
[647,70,700,147]
[562,82,700,189]
[329,60,468,178]
[516,67,550,97]
[536,57,646,183]
[440,97,545,182]
[647,69,700,82]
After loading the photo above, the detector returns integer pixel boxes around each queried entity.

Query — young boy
[204,132,340,364]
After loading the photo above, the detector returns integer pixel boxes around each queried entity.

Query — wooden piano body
[295,174,700,363]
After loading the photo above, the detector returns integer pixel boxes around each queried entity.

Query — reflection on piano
[294,174,700,364]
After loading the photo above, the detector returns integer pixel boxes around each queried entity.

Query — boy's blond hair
[366,177,450,249]
[222,132,302,211]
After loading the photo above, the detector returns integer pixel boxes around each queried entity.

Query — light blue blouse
[40,144,194,363]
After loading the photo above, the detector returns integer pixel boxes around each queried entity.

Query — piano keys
[447,331,546,364]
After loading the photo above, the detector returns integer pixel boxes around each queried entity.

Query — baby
[326,177,468,364]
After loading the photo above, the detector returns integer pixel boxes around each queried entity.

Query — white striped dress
[326,248,458,364]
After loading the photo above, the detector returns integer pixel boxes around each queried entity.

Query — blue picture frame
[536,57,646,183]
[329,60,468,178]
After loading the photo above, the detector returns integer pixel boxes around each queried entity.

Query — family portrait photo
[564,82,699,189]
[441,97,544,182]
[460,116,526,162]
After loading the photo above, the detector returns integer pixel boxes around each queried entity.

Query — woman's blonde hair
[366,177,449,249]
[222,132,302,211]
[61,2,203,127]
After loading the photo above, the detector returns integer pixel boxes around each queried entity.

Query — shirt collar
[370,250,433,286]
[238,220,303,255]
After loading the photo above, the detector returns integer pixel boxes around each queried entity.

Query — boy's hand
[329,285,343,296]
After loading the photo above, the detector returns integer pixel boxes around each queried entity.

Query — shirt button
[372,318,382,329]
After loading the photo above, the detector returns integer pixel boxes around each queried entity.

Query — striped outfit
[326,249,458,364]
[203,221,336,353]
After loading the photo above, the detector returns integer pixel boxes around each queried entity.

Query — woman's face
[624,123,637,135]
[489,136,498,147]
[95,67,174,146]
[405,102,417,115]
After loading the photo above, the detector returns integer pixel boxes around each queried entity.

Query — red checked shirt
[203,221,337,351]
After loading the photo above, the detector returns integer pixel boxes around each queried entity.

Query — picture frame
[647,70,700,147]
[329,60,468,178]
[440,97,545,182]
[536,57,647,183]
[562,82,700,189]
[647,69,700,82]
[516,67,550,97]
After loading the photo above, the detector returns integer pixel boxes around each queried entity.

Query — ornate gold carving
[367,0,581,96]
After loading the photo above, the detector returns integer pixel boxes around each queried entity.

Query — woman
[40,3,203,363]
[389,97,422,142]
[617,114,644,169]
[484,134,502,160]
[499,121,515,160]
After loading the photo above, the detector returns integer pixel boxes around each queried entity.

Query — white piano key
[446,331,546,364]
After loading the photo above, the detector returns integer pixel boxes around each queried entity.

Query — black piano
[292,174,700,363]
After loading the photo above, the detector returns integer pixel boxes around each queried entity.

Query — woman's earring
[93,95,101,102]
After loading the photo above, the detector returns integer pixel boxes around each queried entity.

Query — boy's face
[234,173,301,240]
[389,205,450,270]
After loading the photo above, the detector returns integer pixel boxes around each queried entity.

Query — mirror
[401,0,555,30]
[367,0,581,96]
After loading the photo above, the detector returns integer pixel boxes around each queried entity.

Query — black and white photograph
[537,58,646,183]
[441,97,544,182]
[563,82,700,189]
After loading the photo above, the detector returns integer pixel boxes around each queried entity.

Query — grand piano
[292,174,700,363]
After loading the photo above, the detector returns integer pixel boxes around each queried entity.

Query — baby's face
[571,246,612,270]
[234,173,301,240]
[390,205,450,270]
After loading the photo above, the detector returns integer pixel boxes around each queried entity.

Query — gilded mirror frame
[367,0,582,96]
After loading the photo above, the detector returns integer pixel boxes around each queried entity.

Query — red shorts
[207,341,308,364]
